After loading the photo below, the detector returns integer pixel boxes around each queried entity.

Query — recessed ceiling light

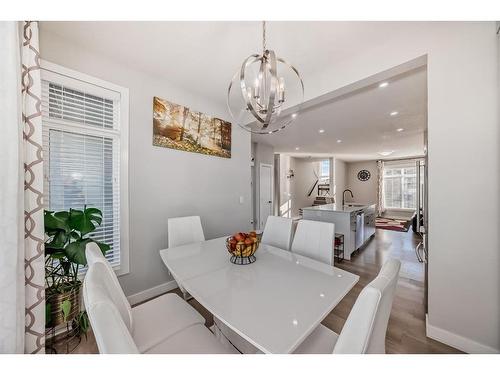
[390,111,399,116]
[295,147,300,151]
[379,82,389,88]
[318,129,325,133]
[396,128,404,132]
[336,139,342,143]
[291,113,298,118]
[378,150,395,157]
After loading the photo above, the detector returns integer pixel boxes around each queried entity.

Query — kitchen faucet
[342,189,354,207]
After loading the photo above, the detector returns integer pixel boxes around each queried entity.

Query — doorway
[259,163,273,230]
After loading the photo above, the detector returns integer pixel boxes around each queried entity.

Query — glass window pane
[47,130,119,266]
[383,165,417,209]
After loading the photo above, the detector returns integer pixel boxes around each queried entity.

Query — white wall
[253,142,274,229]
[278,154,293,218]
[39,30,252,297]
[345,161,378,205]
[333,158,347,204]
[304,22,499,353]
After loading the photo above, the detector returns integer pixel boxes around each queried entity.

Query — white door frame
[259,163,274,230]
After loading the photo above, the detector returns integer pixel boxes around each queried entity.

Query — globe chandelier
[227,21,304,134]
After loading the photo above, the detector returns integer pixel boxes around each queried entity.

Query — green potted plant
[44,206,110,336]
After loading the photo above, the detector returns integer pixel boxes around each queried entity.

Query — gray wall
[345,161,378,205]
[40,30,252,296]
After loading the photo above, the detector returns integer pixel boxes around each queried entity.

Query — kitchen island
[301,203,376,260]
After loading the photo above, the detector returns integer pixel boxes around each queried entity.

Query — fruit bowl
[226,231,260,265]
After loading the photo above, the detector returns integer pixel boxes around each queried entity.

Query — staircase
[298,196,334,217]
[313,196,334,206]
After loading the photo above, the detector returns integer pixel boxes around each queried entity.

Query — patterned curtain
[21,21,45,354]
[0,21,44,354]
[377,160,385,217]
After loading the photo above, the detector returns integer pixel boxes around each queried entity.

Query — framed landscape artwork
[153,96,231,158]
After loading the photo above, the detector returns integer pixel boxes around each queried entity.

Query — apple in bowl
[226,231,260,258]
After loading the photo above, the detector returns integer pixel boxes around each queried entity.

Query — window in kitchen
[41,61,129,275]
[319,159,330,184]
[383,163,417,209]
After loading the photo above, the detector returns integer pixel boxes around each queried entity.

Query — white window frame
[383,163,417,212]
[319,159,330,180]
[41,60,130,276]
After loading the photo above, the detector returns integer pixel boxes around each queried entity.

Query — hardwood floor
[327,228,461,354]
[54,228,461,354]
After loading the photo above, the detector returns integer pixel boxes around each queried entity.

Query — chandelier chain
[262,21,266,53]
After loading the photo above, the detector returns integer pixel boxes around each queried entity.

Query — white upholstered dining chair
[294,258,401,354]
[167,215,205,247]
[85,243,206,353]
[167,216,205,300]
[290,220,335,266]
[83,261,237,354]
[261,215,293,250]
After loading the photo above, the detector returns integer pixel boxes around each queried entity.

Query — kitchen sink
[344,203,366,208]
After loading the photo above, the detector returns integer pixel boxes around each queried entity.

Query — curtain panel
[376,160,385,216]
[22,21,45,354]
[0,21,45,354]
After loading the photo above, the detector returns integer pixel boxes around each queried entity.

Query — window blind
[41,77,122,270]
[383,164,417,209]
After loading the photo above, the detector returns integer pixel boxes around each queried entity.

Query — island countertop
[301,203,375,214]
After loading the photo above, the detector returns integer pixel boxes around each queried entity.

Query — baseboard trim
[426,314,499,354]
[127,280,178,306]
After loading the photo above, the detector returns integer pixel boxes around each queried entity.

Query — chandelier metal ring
[227,21,305,135]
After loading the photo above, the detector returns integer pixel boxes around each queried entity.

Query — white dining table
[159,237,359,354]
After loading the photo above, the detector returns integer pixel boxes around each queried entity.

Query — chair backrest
[87,300,140,354]
[85,242,126,295]
[86,241,108,267]
[333,258,401,354]
[261,216,293,250]
[167,216,205,248]
[290,220,335,265]
[83,254,133,333]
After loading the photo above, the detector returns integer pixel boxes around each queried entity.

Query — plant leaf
[85,207,103,226]
[44,210,69,233]
[54,211,70,220]
[49,251,66,260]
[61,300,71,322]
[65,238,91,265]
[45,303,52,326]
[69,208,103,236]
[46,230,68,249]
[78,311,90,334]
[69,231,81,240]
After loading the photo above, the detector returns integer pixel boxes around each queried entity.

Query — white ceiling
[40,21,427,162]
[39,21,409,107]
[253,67,427,161]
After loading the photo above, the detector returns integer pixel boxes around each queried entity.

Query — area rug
[376,217,412,232]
